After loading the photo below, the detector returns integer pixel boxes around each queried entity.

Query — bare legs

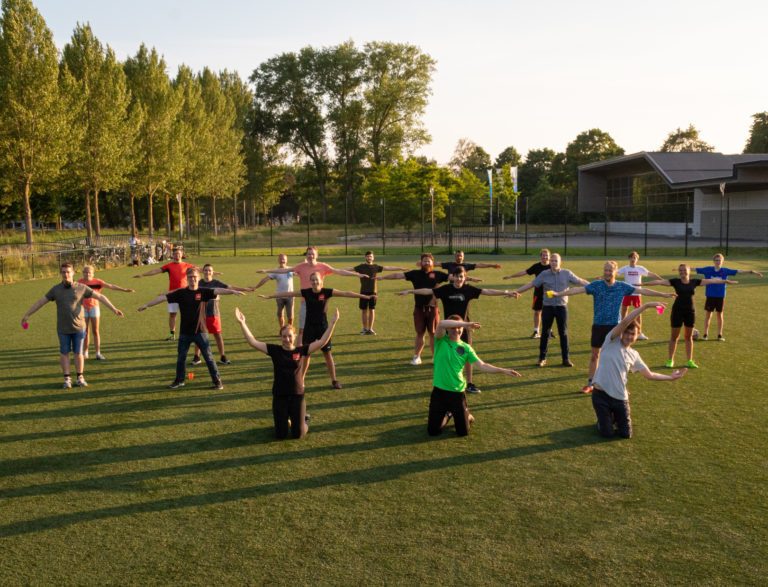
[668,326,694,362]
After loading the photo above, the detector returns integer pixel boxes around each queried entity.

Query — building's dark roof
[579,152,768,188]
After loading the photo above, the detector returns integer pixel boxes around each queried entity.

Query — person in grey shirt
[511,253,588,367]
[21,262,125,389]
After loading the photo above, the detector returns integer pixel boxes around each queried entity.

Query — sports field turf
[1,254,766,585]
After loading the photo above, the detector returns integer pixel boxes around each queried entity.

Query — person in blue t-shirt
[695,253,763,341]
[554,260,674,394]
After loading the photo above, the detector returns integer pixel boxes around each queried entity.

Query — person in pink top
[258,246,367,344]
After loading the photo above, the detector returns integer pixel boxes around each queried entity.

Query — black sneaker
[190,357,202,366]
[219,356,231,365]
[466,382,482,394]
[211,379,224,390]
[168,380,185,389]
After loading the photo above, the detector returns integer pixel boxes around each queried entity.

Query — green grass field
[1,254,766,585]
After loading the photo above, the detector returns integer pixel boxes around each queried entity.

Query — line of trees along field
[2,0,767,245]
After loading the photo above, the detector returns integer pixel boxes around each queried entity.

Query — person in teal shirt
[428,316,521,436]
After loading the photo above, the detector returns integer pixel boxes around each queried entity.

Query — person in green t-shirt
[428,315,521,437]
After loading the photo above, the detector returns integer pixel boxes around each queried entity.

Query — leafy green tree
[363,42,435,165]
[559,129,624,189]
[0,0,71,244]
[495,146,522,168]
[62,23,138,239]
[660,124,714,152]
[744,112,768,153]
[198,67,245,235]
[251,48,331,221]
[449,138,492,182]
[124,44,182,238]
[518,148,557,195]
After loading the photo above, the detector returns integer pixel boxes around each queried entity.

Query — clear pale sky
[35,0,767,164]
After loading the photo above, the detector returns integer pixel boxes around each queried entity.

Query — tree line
[1,0,767,245]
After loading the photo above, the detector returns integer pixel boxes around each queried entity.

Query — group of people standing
[20,246,761,441]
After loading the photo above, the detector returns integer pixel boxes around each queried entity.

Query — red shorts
[206,316,222,334]
[622,295,641,308]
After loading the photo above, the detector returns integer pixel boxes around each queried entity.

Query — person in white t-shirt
[616,251,662,340]
[591,302,686,439]
[252,253,295,329]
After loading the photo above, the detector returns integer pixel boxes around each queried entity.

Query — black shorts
[704,297,724,313]
[413,305,439,336]
[591,324,615,348]
[272,394,306,439]
[303,321,331,352]
[532,287,544,311]
[359,296,377,310]
[671,306,695,328]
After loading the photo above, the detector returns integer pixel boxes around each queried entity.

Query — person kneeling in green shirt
[428,315,521,437]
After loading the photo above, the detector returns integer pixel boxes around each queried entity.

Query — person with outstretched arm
[428,316,521,437]
[235,307,340,439]
[591,302,687,439]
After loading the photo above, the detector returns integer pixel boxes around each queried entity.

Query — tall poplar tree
[62,23,138,240]
[0,0,70,245]
[124,44,181,238]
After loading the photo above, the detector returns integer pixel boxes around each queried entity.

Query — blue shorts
[58,330,87,354]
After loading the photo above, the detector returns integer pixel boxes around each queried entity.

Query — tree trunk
[147,191,154,239]
[212,195,218,236]
[93,189,102,236]
[130,192,137,236]
[165,193,172,237]
[318,174,327,223]
[84,188,93,244]
[185,197,191,236]
[23,178,34,246]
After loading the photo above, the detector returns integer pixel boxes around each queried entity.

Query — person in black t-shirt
[646,264,736,369]
[138,267,245,389]
[398,265,516,393]
[346,251,406,335]
[503,248,551,338]
[261,271,373,390]
[438,250,502,278]
[191,263,251,366]
[378,253,449,365]
[235,307,340,439]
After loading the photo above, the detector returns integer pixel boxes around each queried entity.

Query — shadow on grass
[0,424,602,537]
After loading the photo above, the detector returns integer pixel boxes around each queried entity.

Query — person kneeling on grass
[235,307,340,439]
[428,316,521,437]
[591,302,687,439]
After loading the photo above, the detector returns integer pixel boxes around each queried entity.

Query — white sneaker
[84,350,89,359]
[637,333,649,341]
[410,355,422,366]
[63,378,72,389]
[96,353,106,360]
[76,375,88,387]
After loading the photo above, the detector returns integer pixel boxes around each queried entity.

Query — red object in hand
[188,372,195,380]
[22,321,29,330]
[656,306,665,315]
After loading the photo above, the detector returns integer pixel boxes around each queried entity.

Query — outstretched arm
[377,272,406,281]
[396,288,432,296]
[701,278,738,286]
[503,269,530,279]
[553,286,586,298]
[307,308,341,354]
[134,267,164,278]
[259,291,302,300]
[21,296,50,326]
[435,319,480,339]
[332,289,374,300]
[609,301,664,340]
[738,268,763,278]
[213,288,247,297]
[234,308,268,353]
[639,366,688,381]
[473,359,521,377]
[382,266,408,271]
[250,275,273,290]
[643,279,671,286]
[138,294,168,312]
[646,271,663,281]
[479,288,517,297]
[332,268,369,279]
[256,267,291,274]
[633,287,676,298]
[103,282,135,293]
[473,262,502,269]
[91,292,124,317]
[512,279,537,296]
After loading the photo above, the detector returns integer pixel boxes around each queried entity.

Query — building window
[606,173,692,222]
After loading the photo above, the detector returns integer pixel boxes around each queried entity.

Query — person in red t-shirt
[78,265,134,360]
[134,245,198,340]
